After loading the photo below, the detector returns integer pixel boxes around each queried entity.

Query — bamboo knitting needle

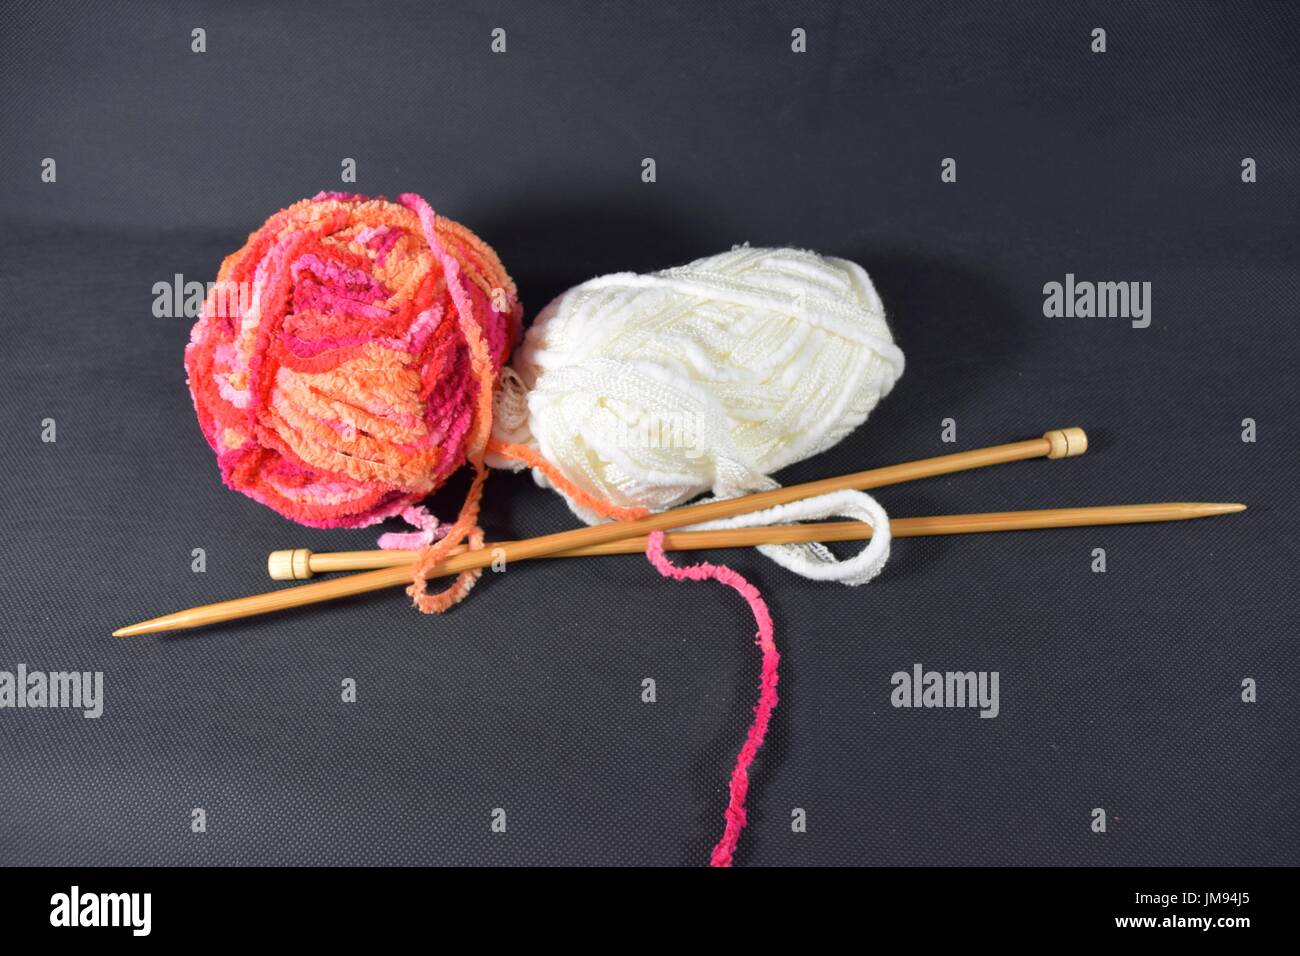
[114,498,1245,639]
[113,427,1088,637]
[267,502,1246,579]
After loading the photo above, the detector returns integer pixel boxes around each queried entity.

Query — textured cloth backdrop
[0,0,1296,865]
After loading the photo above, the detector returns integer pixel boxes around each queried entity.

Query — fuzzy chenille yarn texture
[184,192,521,609]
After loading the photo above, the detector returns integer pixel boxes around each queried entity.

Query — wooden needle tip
[113,615,182,637]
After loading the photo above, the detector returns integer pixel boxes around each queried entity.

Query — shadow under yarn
[837,249,1030,464]
[762,250,1030,583]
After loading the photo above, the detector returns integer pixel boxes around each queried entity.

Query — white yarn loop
[685,488,892,586]
[489,246,905,584]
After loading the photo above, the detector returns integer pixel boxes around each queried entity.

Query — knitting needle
[115,498,1243,637]
[114,427,1089,636]
[263,502,1245,579]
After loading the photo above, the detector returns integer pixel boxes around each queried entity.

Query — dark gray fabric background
[1,0,1296,866]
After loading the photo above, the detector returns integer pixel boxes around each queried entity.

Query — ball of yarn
[185,192,521,529]
[491,245,904,520]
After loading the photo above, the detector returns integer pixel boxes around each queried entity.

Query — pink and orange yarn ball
[184,192,521,530]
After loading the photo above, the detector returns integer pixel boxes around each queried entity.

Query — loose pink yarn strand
[644,530,779,868]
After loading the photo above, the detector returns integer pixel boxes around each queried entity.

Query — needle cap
[268,548,313,580]
[1044,427,1088,459]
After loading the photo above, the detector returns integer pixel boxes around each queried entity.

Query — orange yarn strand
[486,438,650,522]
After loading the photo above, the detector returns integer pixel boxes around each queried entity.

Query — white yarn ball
[491,245,905,523]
